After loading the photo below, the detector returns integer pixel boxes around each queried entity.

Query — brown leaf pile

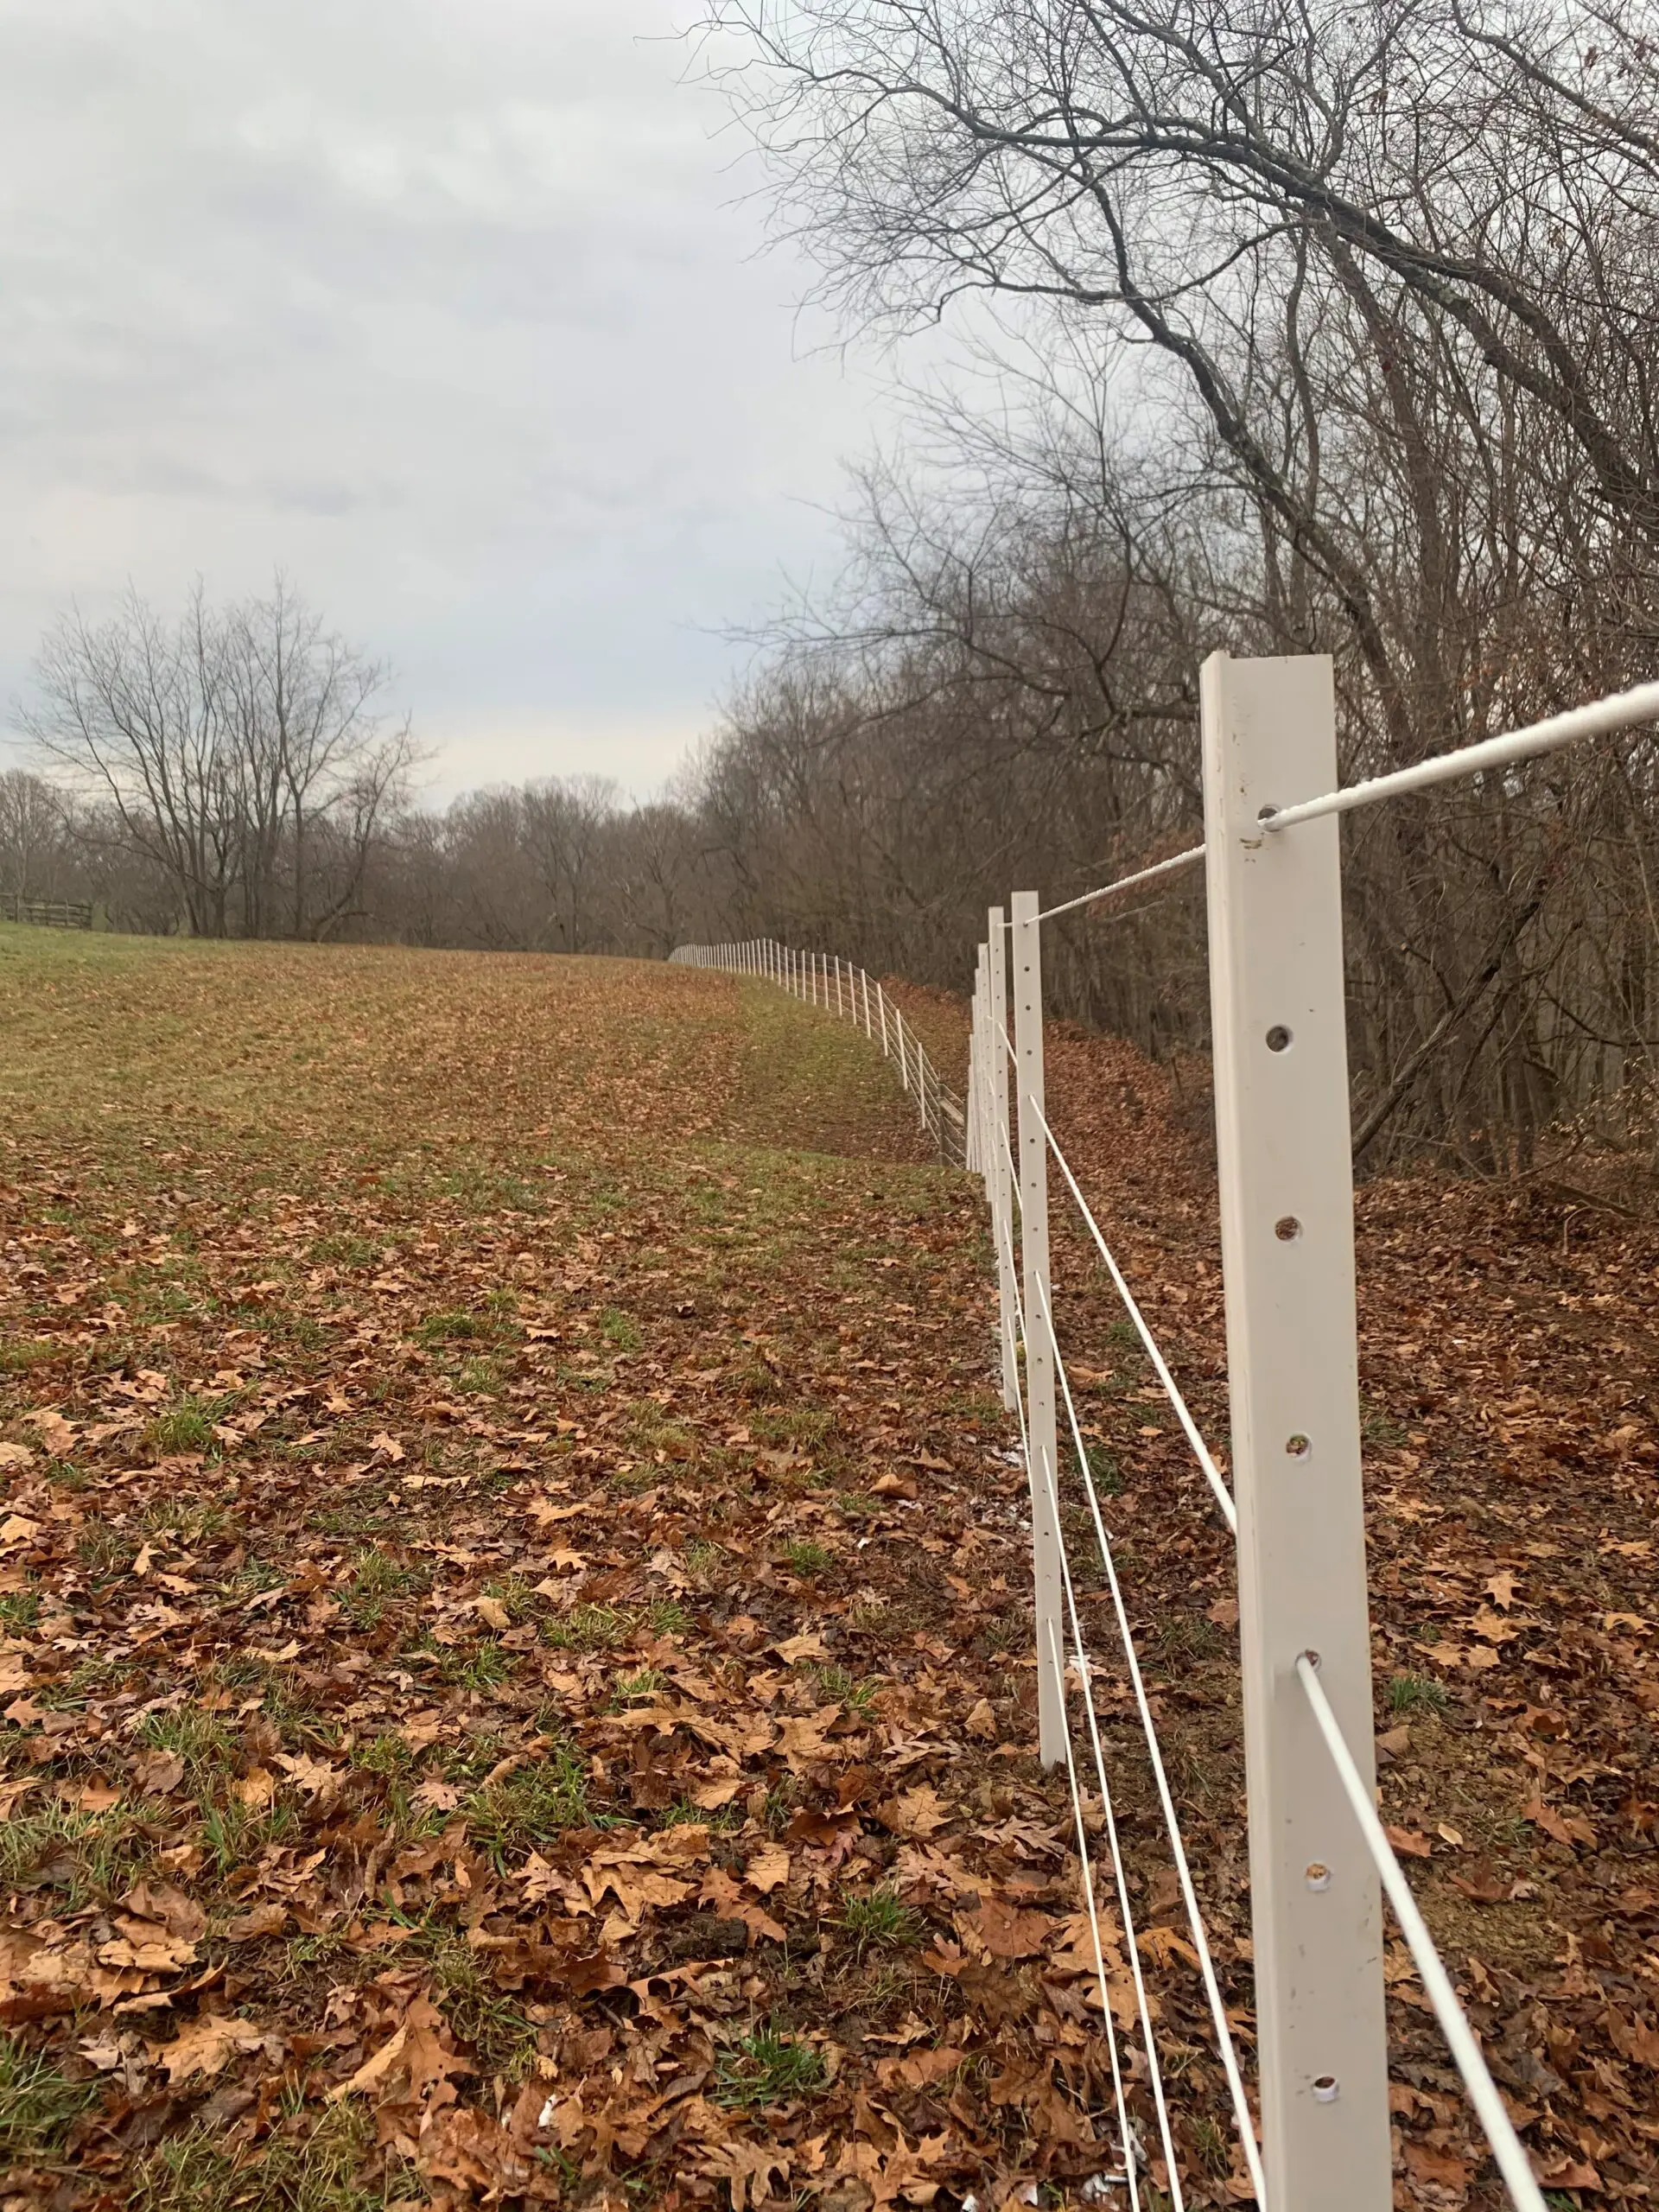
[2,937,1654,2210]
[0,942,1168,2212]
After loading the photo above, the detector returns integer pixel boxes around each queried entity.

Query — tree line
[9,0,1659,1171]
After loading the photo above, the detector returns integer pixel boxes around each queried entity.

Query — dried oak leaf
[98,1920,198,1974]
[958,1897,1052,1961]
[330,1993,473,2104]
[879,1784,951,1840]
[148,2012,274,2084]
[744,1843,790,1896]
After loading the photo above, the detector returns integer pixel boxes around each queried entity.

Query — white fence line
[667,938,968,1165]
[670,654,1645,2205]
[960,652,1609,2208]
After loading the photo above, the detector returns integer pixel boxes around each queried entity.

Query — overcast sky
[0,0,906,800]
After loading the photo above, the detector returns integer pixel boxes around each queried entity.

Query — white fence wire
[672,664,1659,2209]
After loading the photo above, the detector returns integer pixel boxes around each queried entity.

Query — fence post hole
[1009,892,1066,1769]
[1201,652,1389,2212]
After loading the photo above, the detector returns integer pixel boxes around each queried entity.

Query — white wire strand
[1046,1610,1141,2210]
[1263,681,1659,835]
[1033,1268,1268,2207]
[998,1229,1140,2203]
[1030,1101,1238,1535]
[1295,1657,1548,2212]
[998,1212,1183,2206]
[1036,847,1208,925]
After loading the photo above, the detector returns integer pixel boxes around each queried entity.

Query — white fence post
[861,967,873,1038]
[987,907,1019,1413]
[967,948,983,1179]
[974,944,990,1191]
[893,1008,910,1091]
[876,985,890,1057]
[1010,891,1066,1769]
[1202,652,1389,2212]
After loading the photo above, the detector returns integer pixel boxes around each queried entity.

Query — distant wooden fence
[0,893,96,931]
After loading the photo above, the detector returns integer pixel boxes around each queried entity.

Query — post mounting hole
[1266,1024,1293,1052]
[1274,1216,1302,1241]
[1286,1433,1311,1458]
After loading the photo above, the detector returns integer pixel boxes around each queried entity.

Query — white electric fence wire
[1264,680,1659,835]
[1035,848,1207,925]
[1034,1271,1268,2207]
[1045,1617,1142,2212]
[1031,1103,1238,1535]
[1294,1657,1548,2212]
[998,1212,1184,2206]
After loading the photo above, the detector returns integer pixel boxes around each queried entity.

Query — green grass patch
[782,1539,831,1577]
[543,1602,632,1653]
[714,2024,827,2108]
[144,1396,222,1453]
[132,2101,409,2212]
[0,2032,97,2163]
[598,1306,642,1352]
[466,1745,591,1865]
[838,1886,923,1953]
[1387,1672,1448,1716]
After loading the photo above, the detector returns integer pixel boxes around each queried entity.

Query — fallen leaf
[1384,1825,1433,1859]
[880,1784,951,1839]
[1522,1796,1596,1849]
[960,1897,1052,1960]
[149,2013,271,2083]
[98,1922,197,1974]
[871,1471,918,1499]
[225,1904,287,1942]
[133,1751,186,1797]
[275,1752,341,1802]
[26,1410,76,1457]
[744,1843,790,1895]
[772,1631,828,1663]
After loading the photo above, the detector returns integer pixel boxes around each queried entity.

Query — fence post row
[672,935,965,1166]
[665,653,1632,2207]
[1010,891,1067,1768]
[1201,652,1390,2211]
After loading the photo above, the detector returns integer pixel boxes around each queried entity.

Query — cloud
[0,0,887,791]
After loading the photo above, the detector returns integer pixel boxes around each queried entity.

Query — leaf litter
[0,933,1653,2209]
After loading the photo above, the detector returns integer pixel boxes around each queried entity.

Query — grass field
[0,930,1098,2211]
[1,927,1655,2210]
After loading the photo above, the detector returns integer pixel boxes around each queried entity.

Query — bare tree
[16,581,416,939]
[0,772,70,901]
